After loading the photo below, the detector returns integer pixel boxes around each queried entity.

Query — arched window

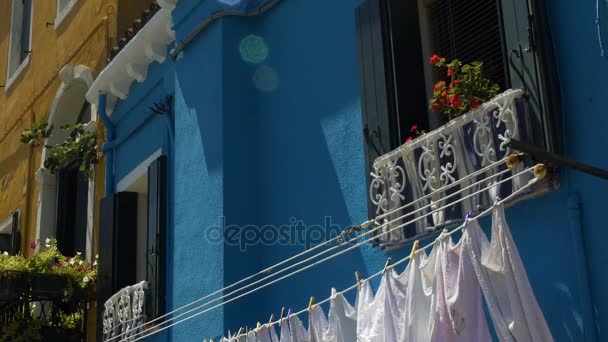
[36,65,96,260]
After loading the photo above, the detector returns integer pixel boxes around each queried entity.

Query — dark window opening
[56,162,89,257]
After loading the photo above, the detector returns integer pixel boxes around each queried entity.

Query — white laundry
[246,330,256,342]
[356,269,407,342]
[429,234,492,341]
[289,315,308,342]
[256,324,279,342]
[463,206,554,342]
[308,305,328,342]
[401,248,437,341]
[279,318,292,342]
[326,289,357,342]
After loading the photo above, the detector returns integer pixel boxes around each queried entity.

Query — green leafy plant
[429,54,500,118]
[20,122,100,178]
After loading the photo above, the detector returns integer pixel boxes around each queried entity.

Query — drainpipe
[567,193,597,341]
[97,93,115,195]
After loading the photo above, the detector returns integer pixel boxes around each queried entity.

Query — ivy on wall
[20,120,100,178]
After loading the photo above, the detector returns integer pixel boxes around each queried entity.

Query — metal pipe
[505,138,608,180]
[97,93,115,195]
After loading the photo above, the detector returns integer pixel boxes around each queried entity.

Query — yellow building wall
[0,0,154,339]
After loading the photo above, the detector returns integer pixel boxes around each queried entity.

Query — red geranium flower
[441,89,447,97]
[429,54,441,65]
[449,80,460,88]
[447,69,452,77]
[470,97,481,108]
[77,265,84,272]
[410,124,418,133]
[433,81,445,93]
[55,262,62,267]
[449,94,463,108]
[405,136,413,143]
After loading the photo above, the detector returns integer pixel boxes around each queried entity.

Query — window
[0,211,19,255]
[6,0,33,90]
[356,0,561,216]
[55,0,79,29]
[55,101,92,257]
[97,154,167,334]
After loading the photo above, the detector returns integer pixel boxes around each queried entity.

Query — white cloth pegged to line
[463,205,554,342]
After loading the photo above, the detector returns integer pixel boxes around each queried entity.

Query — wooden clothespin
[268,314,274,324]
[236,327,243,337]
[409,240,420,260]
[256,322,262,330]
[382,257,392,274]
[355,271,361,288]
[279,307,286,320]
[308,296,316,312]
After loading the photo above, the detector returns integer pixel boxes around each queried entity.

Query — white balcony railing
[369,89,545,248]
[102,281,147,341]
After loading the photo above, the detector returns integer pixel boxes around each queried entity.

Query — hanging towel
[279,318,292,342]
[430,235,492,341]
[246,330,257,342]
[401,249,436,341]
[256,324,279,342]
[356,269,407,341]
[326,289,357,342]
[289,315,309,342]
[463,206,554,342]
[308,305,328,342]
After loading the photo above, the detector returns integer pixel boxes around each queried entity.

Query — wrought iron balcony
[0,271,88,341]
[369,89,555,248]
[102,281,147,341]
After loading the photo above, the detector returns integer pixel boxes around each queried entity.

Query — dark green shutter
[147,155,166,318]
[500,0,561,152]
[97,192,138,341]
[10,211,19,255]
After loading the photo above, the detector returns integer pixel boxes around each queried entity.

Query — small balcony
[369,89,557,248]
[0,271,89,341]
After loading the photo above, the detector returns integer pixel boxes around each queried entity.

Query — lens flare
[239,34,269,64]
[252,65,279,92]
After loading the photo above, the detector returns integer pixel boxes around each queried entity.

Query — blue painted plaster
[105,0,608,340]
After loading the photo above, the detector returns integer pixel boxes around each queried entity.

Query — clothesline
[107,155,522,342]
[123,164,542,342]
[203,173,542,341]
[120,165,535,341]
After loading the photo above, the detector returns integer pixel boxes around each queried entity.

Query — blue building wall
[105,0,608,340]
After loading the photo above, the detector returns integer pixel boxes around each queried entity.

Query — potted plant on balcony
[0,255,29,302]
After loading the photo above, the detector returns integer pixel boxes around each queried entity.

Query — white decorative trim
[5,0,33,92]
[54,0,80,30]
[86,3,178,115]
[116,148,162,192]
[36,65,97,260]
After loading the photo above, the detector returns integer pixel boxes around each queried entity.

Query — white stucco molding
[85,3,177,115]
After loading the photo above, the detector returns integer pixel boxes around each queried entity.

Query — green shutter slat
[147,155,167,318]
[500,0,561,153]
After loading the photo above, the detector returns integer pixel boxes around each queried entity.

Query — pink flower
[409,124,418,133]
[405,137,413,143]
[30,241,36,250]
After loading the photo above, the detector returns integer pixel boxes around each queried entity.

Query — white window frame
[55,0,79,30]
[6,0,34,92]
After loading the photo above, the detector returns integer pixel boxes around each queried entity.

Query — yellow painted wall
[0,0,152,339]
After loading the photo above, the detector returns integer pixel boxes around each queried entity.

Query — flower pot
[30,273,68,298]
[0,271,28,301]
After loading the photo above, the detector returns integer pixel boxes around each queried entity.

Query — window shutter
[10,211,19,255]
[147,155,167,318]
[97,192,138,340]
[356,0,395,164]
[500,0,561,152]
